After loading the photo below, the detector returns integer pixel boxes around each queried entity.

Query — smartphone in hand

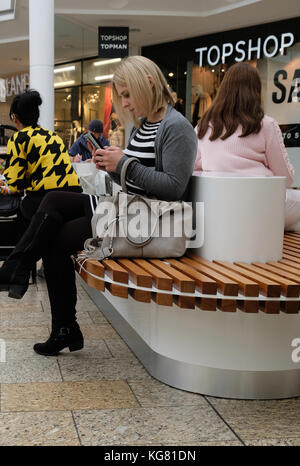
[84,132,105,150]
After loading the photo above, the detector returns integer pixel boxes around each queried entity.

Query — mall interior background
[0,10,299,182]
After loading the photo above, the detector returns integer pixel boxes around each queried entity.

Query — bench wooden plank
[210,260,260,297]
[283,245,300,255]
[133,259,173,290]
[117,259,152,288]
[236,262,299,297]
[166,259,217,295]
[106,282,128,298]
[281,301,299,314]
[237,300,259,313]
[283,238,300,248]
[189,254,259,297]
[149,259,195,293]
[211,261,280,297]
[280,258,300,270]
[189,256,259,295]
[75,259,105,292]
[282,252,300,263]
[269,261,300,277]
[260,300,281,314]
[181,257,239,296]
[129,288,151,303]
[133,259,173,306]
[196,298,217,311]
[151,292,173,306]
[102,259,128,284]
[286,232,300,236]
[252,262,300,294]
[218,299,237,312]
[174,295,196,309]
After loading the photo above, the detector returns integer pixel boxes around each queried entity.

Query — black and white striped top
[123,119,161,195]
[85,119,161,218]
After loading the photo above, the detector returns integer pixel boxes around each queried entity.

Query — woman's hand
[92,146,124,172]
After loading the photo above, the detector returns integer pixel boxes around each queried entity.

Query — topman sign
[195,32,295,67]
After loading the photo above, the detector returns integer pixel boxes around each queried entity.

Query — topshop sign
[195,32,295,66]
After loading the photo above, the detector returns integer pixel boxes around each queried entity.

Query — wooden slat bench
[75,232,300,315]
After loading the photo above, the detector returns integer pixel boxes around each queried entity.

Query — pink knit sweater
[194,115,295,187]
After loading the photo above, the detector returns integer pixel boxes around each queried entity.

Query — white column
[29,0,54,130]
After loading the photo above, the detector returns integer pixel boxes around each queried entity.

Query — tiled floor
[1,273,300,446]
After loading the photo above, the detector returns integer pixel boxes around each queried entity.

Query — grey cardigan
[109,105,197,201]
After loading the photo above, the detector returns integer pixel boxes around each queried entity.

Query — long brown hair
[197,62,264,141]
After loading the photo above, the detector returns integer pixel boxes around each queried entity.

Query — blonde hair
[112,56,175,127]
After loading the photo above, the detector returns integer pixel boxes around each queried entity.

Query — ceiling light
[95,74,114,82]
[54,80,75,88]
[54,66,75,74]
[93,58,121,67]
[168,72,174,77]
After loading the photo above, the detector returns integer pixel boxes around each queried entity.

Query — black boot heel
[69,340,84,352]
[8,283,28,299]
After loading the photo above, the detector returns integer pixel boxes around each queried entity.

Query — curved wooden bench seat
[76,233,300,315]
[75,232,300,400]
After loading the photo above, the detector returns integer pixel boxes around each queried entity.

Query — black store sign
[279,124,300,147]
[98,27,129,58]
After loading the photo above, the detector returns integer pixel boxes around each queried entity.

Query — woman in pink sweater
[194,62,300,231]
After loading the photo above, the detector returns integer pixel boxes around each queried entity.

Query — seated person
[68,119,109,163]
[194,62,300,232]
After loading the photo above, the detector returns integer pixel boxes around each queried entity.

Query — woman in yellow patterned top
[4,89,81,220]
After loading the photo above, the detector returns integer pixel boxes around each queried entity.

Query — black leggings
[37,191,92,327]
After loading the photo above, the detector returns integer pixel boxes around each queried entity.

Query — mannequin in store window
[108,112,124,148]
[68,119,109,163]
[194,61,300,232]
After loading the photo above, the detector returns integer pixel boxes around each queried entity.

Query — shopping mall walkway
[0,267,300,446]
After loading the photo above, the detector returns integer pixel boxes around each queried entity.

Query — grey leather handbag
[79,158,193,261]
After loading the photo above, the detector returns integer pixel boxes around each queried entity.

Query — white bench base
[80,276,300,400]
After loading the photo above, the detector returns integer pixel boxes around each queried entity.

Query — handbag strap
[120,157,139,193]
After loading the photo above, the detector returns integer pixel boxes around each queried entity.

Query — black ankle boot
[0,254,33,298]
[33,323,84,356]
[0,211,61,299]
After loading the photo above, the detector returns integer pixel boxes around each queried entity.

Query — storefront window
[53,57,122,149]
[54,62,81,88]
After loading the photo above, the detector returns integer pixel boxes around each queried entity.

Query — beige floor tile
[128,379,208,408]
[59,357,149,382]
[0,310,49,327]
[1,380,139,412]
[0,411,80,446]
[4,340,53,360]
[105,339,136,359]
[73,405,237,445]
[208,397,300,440]
[0,358,62,383]
[88,310,109,324]
[0,302,43,312]
[79,324,120,339]
[57,339,112,360]
[245,438,300,446]
[0,325,49,340]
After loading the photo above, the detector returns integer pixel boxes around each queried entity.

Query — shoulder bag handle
[120,157,139,193]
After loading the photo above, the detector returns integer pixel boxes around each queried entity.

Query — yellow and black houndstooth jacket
[4,126,81,193]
